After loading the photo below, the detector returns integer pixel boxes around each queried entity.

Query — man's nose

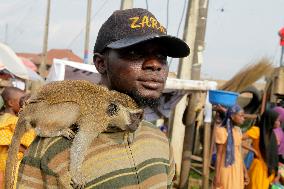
[142,57,163,71]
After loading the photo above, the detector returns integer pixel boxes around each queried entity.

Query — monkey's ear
[128,109,144,132]
[94,53,107,74]
[107,102,119,116]
[129,109,144,122]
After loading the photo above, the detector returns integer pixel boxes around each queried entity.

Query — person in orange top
[213,104,249,189]
[0,87,35,189]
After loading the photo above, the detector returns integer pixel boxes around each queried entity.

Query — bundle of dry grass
[219,58,274,92]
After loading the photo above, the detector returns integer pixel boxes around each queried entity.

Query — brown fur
[5,80,143,189]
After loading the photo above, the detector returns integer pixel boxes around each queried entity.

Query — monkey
[5,80,143,189]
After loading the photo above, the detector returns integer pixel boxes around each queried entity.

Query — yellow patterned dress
[0,113,36,187]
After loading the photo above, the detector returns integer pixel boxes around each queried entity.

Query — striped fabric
[17,121,175,189]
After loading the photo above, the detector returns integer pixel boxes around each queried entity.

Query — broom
[219,58,274,92]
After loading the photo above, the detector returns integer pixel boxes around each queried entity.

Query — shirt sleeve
[0,120,35,147]
[245,126,259,140]
[0,115,17,145]
[215,126,227,144]
[0,126,14,145]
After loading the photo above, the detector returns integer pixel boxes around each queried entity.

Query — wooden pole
[179,93,199,189]
[120,0,133,10]
[195,1,211,188]
[170,0,199,185]
[83,0,92,64]
[177,0,199,80]
[39,0,51,77]
[178,0,210,188]
[202,122,211,189]
[192,0,209,79]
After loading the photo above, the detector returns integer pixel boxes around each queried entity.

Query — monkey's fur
[5,80,143,189]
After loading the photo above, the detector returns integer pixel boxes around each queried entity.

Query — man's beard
[127,90,161,108]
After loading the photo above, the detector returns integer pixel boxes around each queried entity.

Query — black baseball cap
[94,8,190,58]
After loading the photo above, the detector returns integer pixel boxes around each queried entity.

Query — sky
[0,0,284,80]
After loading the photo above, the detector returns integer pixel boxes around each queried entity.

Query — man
[279,27,284,67]
[16,8,189,188]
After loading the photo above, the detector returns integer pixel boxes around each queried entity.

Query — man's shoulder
[138,120,169,140]
[25,121,168,159]
[140,120,162,131]
[140,120,158,129]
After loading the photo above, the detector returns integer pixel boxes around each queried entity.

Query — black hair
[259,109,279,175]
[278,100,284,108]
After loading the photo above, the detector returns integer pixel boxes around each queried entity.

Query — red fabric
[279,27,284,46]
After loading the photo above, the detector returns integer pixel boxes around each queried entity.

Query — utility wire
[10,0,36,42]
[67,0,109,48]
[169,0,187,67]
[176,0,187,38]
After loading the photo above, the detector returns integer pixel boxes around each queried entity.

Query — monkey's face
[107,102,143,132]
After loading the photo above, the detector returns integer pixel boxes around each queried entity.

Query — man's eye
[156,53,167,60]
[128,50,142,57]
[126,51,143,60]
[119,50,143,60]
[128,50,136,55]
[156,54,167,64]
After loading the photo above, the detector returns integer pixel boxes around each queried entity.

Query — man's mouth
[140,81,163,90]
[138,78,164,90]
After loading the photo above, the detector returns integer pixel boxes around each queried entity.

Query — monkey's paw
[70,173,87,189]
[62,129,76,140]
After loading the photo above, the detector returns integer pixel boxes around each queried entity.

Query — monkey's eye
[107,102,119,116]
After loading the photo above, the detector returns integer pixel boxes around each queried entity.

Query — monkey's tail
[5,117,28,189]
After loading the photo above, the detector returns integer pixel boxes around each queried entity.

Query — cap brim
[106,34,190,58]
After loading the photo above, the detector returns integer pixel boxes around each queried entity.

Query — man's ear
[93,53,107,74]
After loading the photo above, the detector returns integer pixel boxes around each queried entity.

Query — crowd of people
[213,102,284,189]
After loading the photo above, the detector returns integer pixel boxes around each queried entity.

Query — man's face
[103,41,169,107]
